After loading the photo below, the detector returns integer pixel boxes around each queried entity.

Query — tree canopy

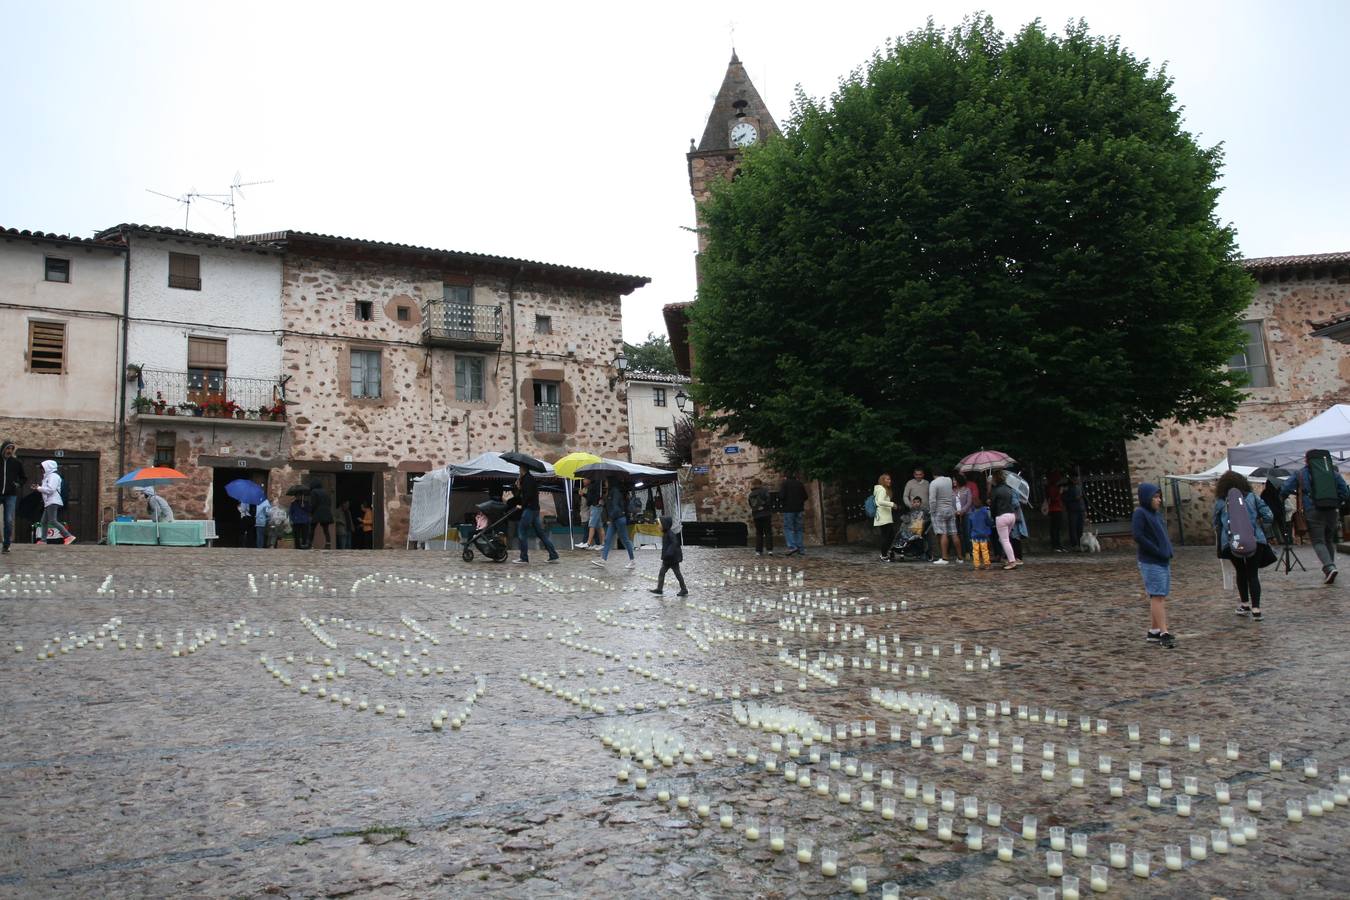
[689,16,1253,480]
[624,332,678,376]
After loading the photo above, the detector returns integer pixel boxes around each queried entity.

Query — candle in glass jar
[1129,760,1142,781]
[1098,754,1112,774]
[1211,828,1230,854]
[1159,728,1172,746]
[1109,777,1124,797]
[1042,762,1056,781]
[848,865,867,894]
[1062,874,1081,900]
[1011,754,1024,774]
[881,795,896,820]
[913,807,928,831]
[1022,815,1038,841]
[1043,742,1056,761]
[1090,864,1109,893]
[880,769,894,788]
[1218,806,1234,827]
[1070,768,1085,787]
[1147,786,1162,808]
[1176,795,1192,817]
[998,835,1014,861]
[1184,776,1198,796]
[1066,747,1080,766]
[986,802,1002,827]
[986,749,999,768]
[966,825,983,850]
[696,795,711,817]
[796,836,814,864]
[1303,757,1318,778]
[1269,751,1282,771]
[820,848,839,877]
[1214,781,1231,803]
[904,776,918,799]
[938,817,954,841]
[1049,826,1066,851]
[940,789,955,812]
[860,788,875,812]
[1164,844,1182,870]
[1190,834,1207,860]
[1246,789,1262,812]
[719,805,734,828]
[1157,766,1173,789]
[1047,850,1064,877]
[816,775,831,796]
[1128,723,1140,742]
[923,783,937,805]
[1109,843,1127,868]
[1132,850,1151,878]
[1187,734,1200,752]
[1072,833,1088,858]
[744,815,761,840]
[769,825,785,852]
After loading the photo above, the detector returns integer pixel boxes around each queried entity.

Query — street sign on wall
[724,446,740,455]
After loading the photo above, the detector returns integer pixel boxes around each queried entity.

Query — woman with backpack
[870,474,897,561]
[1214,471,1276,619]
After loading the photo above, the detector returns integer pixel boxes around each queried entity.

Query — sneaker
[576,542,590,549]
[1326,568,1339,584]
[590,559,606,569]
[676,589,688,597]
[879,554,890,561]
[63,535,76,545]
[1159,632,1176,648]
[1146,630,1162,643]
[1251,609,1263,621]
[755,551,763,556]
[1236,605,1251,617]
[546,556,559,564]
[625,560,636,569]
[766,550,774,556]
[648,588,663,595]
[932,559,949,566]
[1,544,8,553]
[511,558,528,565]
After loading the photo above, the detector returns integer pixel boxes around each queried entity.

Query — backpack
[863,493,877,519]
[1307,451,1341,510]
[1223,488,1258,558]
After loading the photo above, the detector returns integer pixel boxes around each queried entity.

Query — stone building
[239,231,648,547]
[0,227,126,542]
[96,224,288,545]
[1126,251,1350,541]
[625,372,692,468]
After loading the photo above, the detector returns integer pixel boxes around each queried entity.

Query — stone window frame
[521,369,576,440]
[534,314,552,335]
[1229,319,1272,389]
[349,346,384,401]
[355,300,374,322]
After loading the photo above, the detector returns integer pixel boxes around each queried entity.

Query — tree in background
[624,333,677,376]
[662,416,696,468]
[690,16,1252,480]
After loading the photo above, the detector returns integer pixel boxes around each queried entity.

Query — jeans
[782,511,804,552]
[602,515,635,561]
[753,517,773,553]
[337,531,351,550]
[40,505,73,542]
[518,507,558,562]
[1068,508,1086,550]
[256,525,269,548]
[1305,507,1340,573]
[2,495,15,546]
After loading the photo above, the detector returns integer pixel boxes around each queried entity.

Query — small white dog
[1079,531,1102,553]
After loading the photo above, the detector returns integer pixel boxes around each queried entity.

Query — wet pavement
[1,542,1348,899]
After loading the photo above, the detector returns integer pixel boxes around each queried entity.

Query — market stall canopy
[1166,458,1261,484]
[1226,404,1350,470]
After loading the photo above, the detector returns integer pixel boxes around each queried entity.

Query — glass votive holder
[962,743,976,762]
[784,760,799,782]
[798,768,812,788]
[997,834,1016,861]
[1286,797,1305,822]
[940,789,956,812]
[1187,734,1200,752]
[1018,704,1029,720]
[796,835,814,864]
[1043,742,1056,761]
[1042,762,1056,781]
[1305,793,1323,817]
[932,736,946,753]
[1046,849,1064,877]
[881,795,896,820]
[1211,828,1230,854]
[1090,864,1109,893]
[1226,740,1239,760]
[962,796,978,819]
[904,776,918,799]
[1229,825,1247,846]
[718,804,734,828]
[1241,815,1258,840]
[1109,777,1124,797]
[913,806,929,831]
[1080,715,1092,733]
[882,883,901,900]
[1128,723,1140,742]
[844,757,859,776]
[966,825,983,850]
[1303,757,1318,778]
[1190,833,1207,859]
[889,724,902,742]
[1164,843,1182,870]
[1340,766,1350,784]
[1183,776,1198,796]
[1159,728,1172,746]
[1071,832,1088,858]
[1246,789,1262,811]
[865,719,877,737]
[769,824,785,852]
[743,814,761,840]
[1157,766,1173,789]
[1011,753,1024,774]
[1097,719,1109,735]
[986,749,999,768]
[1070,767,1085,787]
[1176,795,1192,817]
[861,762,874,782]
[819,847,839,877]
[764,753,778,773]
[695,794,711,817]
[1012,736,1025,753]
[1129,760,1143,781]
[859,788,875,812]
[1214,781,1230,803]
[937,816,954,841]
[837,782,853,804]
[986,802,1002,827]
[1269,751,1283,771]
[1049,826,1066,850]
[880,769,894,788]
[848,865,867,894]
[923,783,937,805]
[829,751,842,771]
[1147,786,1162,808]
[988,729,1000,748]
[1218,805,1235,827]
[1066,747,1080,766]
[910,732,923,749]
[815,774,831,796]
[1022,814,1037,841]
[1062,874,1081,900]
[1132,849,1150,878]
[1098,754,1112,774]
[1109,842,1127,868]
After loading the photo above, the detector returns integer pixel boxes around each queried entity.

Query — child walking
[648,516,688,597]
[35,460,76,545]
[1132,483,1175,648]
[967,497,993,569]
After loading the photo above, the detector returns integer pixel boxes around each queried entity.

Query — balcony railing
[133,368,285,420]
[534,402,561,434]
[423,300,504,348]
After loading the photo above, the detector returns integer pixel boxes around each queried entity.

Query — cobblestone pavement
[2,542,1349,899]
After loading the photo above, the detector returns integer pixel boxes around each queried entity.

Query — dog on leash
[1079,531,1102,553]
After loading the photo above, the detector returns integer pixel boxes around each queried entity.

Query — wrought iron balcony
[132,368,286,423]
[423,300,504,349]
[533,402,562,434]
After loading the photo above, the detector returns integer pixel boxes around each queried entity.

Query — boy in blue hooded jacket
[1131,483,1175,648]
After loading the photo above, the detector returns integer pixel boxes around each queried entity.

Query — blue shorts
[1138,561,1171,597]
[588,506,602,529]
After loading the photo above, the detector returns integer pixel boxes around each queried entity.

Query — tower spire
[693,53,778,152]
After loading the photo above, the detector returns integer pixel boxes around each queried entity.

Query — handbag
[1255,541,1278,569]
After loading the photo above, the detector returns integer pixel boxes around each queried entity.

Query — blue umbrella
[225,478,265,505]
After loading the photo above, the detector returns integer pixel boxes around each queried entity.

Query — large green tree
[624,333,678,376]
[690,16,1253,479]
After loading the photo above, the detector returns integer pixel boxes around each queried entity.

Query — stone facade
[1126,255,1350,542]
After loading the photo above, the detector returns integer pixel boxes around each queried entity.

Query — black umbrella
[574,461,630,478]
[501,451,546,473]
[1250,465,1291,480]
[285,485,312,496]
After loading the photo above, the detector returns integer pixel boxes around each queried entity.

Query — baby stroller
[890,509,932,562]
[461,499,511,563]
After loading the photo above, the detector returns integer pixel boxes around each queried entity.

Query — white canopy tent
[1165,458,1261,484]
[560,459,682,547]
[407,452,558,548]
[1226,404,1350,470]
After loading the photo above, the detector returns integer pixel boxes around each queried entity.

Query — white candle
[1046,850,1064,877]
[1090,865,1108,893]
[1109,843,1127,868]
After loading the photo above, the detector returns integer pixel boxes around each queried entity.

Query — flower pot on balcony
[234,410,244,419]
[165,408,176,416]
[193,409,204,417]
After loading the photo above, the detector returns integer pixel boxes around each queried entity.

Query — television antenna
[145,187,202,229]
[145,172,272,235]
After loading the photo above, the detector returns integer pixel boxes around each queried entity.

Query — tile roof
[1241,251,1350,271]
[625,371,692,384]
[242,230,650,294]
[1,227,124,250]
[94,223,276,251]
[1310,311,1350,338]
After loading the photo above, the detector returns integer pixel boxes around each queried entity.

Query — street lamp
[675,389,689,412]
[609,350,629,389]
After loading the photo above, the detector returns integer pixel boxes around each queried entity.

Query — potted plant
[152,392,168,415]
[133,394,153,415]
[267,400,286,421]
[179,400,200,416]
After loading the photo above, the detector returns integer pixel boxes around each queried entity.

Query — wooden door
[15,451,99,543]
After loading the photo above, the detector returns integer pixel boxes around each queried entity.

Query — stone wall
[0,416,120,541]
[1127,265,1350,542]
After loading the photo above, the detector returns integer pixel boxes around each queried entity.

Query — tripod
[1276,524,1305,574]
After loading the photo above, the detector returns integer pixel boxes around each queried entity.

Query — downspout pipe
[508,266,523,452]
[115,239,131,514]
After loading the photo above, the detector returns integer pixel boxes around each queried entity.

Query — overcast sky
[2,1,1347,342]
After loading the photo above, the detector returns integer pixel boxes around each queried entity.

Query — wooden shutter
[169,252,201,289]
[188,337,227,369]
[28,320,66,373]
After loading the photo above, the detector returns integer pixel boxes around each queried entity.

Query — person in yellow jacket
[873,474,897,561]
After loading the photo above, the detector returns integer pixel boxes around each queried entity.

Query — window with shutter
[351,349,382,399]
[455,355,485,402]
[27,320,66,373]
[187,337,227,400]
[168,252,201,290]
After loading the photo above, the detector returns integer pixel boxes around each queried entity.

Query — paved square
[2,544,1348,898]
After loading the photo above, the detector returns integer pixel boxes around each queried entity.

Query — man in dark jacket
[648,516,687,596]
[1131,483,1176,648]
[748,479,773,555]
[1280,449,1350,584]
[779,474,808,556]
[308,479,335,550]
[1,440,26,553]
[512,467,560,564]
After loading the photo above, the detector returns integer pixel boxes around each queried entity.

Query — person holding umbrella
[506,454,559,565]
[593,474,636,569]
[289,489,312,549]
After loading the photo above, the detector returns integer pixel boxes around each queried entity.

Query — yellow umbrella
[554,452,602,480]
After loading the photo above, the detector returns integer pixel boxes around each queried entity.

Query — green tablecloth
[107,520,209,546]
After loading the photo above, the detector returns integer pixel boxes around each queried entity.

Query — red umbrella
[958,450,1016,473]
